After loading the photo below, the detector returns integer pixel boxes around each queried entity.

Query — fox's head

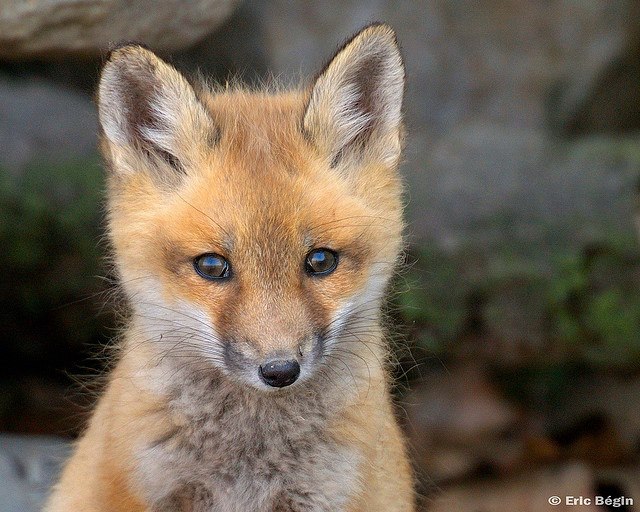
[98,24,405,392]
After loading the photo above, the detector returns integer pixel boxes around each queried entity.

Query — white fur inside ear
[304,25,405,166]
[138,87,191,157]
[98,64,132,147]
[98,47,213,174]
[326,82,373,150]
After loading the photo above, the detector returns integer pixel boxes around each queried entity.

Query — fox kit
[46,24,414,512]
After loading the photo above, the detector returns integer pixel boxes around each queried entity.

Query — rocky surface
[0,434,70,512]
[0,0,238,58]
[0,74,97,174]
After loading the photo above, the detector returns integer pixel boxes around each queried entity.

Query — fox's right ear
[98,45,215,180]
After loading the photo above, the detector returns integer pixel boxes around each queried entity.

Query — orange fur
[46,24,415,511]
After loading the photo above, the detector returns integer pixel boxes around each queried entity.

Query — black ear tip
[312,22,400,82]
[104,41,153,62]
[361,21,395,32]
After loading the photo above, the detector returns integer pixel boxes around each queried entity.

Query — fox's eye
[194,253,230,280]
[305,248,338,276]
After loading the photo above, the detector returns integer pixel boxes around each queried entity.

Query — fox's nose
[259,359,300,388]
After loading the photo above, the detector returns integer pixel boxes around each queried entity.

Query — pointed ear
[98,44,216,180]
[303,24,405,169]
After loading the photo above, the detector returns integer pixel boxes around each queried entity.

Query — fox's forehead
[177,149,367,252]
[202,90,308,163]
[171,90,362,240]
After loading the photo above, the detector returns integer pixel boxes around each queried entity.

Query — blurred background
[1,1,639,510]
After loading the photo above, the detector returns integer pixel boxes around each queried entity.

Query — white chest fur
[134,372,363,512]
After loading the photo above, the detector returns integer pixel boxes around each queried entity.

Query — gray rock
[0,434,71,512]
[550,6,640,135]
[0,0,238,59]
[0,75,97,174]
[409,123,548,248]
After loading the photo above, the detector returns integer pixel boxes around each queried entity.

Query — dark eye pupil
[194,253,230,279]
[306,249,337,275]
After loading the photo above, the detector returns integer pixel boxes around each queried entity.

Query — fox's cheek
[320,262,391,342]
[121,273,226,364]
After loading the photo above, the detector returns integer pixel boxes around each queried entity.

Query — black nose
[259,359,300,388]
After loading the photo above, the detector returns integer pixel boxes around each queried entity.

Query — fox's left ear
[303,24,405,169]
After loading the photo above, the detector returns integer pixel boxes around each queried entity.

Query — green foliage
[397,234,640,367]
[497,363,583,410]
[547,240,640,365]
[394,246,469,352]
[0,157,108,364]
